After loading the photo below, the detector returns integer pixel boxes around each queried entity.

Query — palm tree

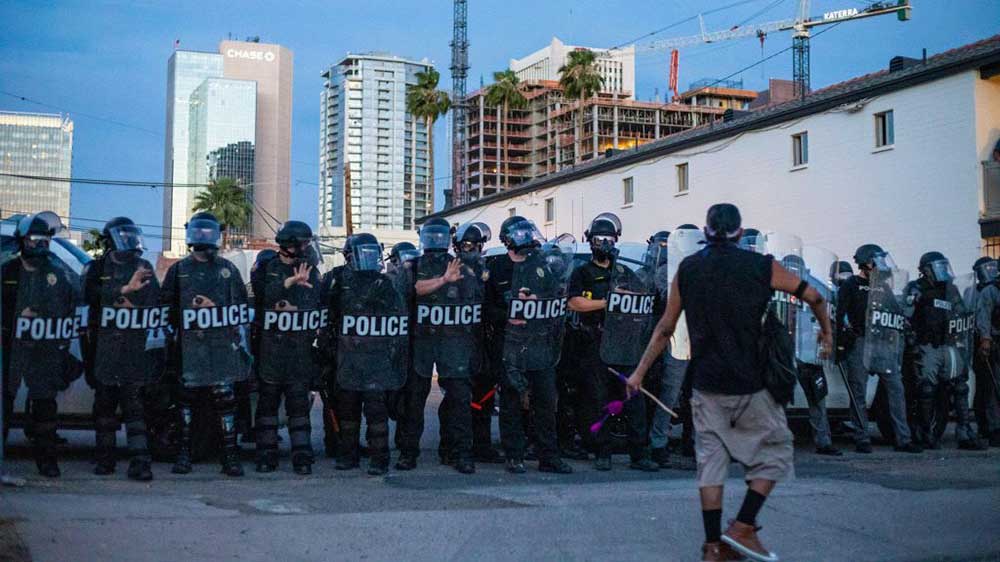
[406,69,451,213]
[485,70,527,188]
[82,228,103,257]
[192,177,252,249]
[559,49,604,164]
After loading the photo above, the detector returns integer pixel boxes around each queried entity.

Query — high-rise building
[0,111,74,223]
[510,37,636,100]
[319,53,433,239]
[162,40,293,256]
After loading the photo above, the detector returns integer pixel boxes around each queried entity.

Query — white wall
[442,71,994,274]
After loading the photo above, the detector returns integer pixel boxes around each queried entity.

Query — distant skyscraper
[510,37,636,100]
[0,111,74,224]
[319,53,433,236]
[162,40,293,256]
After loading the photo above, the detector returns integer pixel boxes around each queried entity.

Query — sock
[736,489,767,526]
[703,509,722,543]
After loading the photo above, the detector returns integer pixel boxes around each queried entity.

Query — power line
[0,91,163,137]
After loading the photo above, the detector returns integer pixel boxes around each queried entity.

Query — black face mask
[22,250,51,267]
[112,249,140,263]
[591,239,615,262]
[193,246,218,261]
[458,249,481,263]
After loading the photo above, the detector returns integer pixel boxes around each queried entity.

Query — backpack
[758,308,797,405]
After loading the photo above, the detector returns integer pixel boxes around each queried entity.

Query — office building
[319,53,433,240]
[0,111,73,224]
[510,37,635,100]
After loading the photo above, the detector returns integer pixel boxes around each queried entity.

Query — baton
[470,386,497,411]
[607,367,679,418]
[984,348,1000,404]
[834,360,868,431]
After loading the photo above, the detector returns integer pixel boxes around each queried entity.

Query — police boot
[94,431,117,476]
[594,446,613,472]
[32,402,60,478]
[256,450,279,473]
[127,457,153,481]
[650,447,671,468]
[291,449,314,475]
[916,396,940,450]
[171,405,194,474]
[453,454,476,475]
[335,421,361,470]
[629,448,660,473]
[366,420,390,476]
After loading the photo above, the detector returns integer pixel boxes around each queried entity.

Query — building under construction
[459,80,747,202]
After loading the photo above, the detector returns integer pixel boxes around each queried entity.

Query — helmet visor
[591,212,622,236]
[185,218,221,248]
[926,259,955,284]
[398,248,421,263]
[872,252,897,273]
[506,220,545,250]
[975,259,999,285]
[645,240,669,267]
[352,243,383,272]
[419,224,452,251]
[109,224,145,253]
[739,233,764,254]
[455,222,492,245]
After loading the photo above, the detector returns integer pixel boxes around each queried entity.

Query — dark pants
[914,344,976,444]
[471,358,500,453]
[93,382,149,463]
[437,377,474,461]
[394,371,431,459]
[499,366,559,463]
[336,389,389,467]
[255,381,313,467]
[570,329,649,459]
[177,384,239,466]
[974,343,1000,437]
[4,394,59,464]
[844,339,912,446]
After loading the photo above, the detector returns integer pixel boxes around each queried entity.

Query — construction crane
[630,0,912,100]
[450,0,470,206]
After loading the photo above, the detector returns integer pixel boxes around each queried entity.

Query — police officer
[387,242,420,274]
[253,221,324,474]
[969,257,1000,446]
[836,244,922,454]
[2,213,81,477]
[82,217,161,481]
[161,212,251,477]
[568,213,658,472]
[492,217,573,474]
[329,233,409,475]
[904,252,984,450]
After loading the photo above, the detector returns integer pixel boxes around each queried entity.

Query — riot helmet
[704,203,743,242]
[973,256,999,287]
[388,241,420,267]
[739,228,764,253]
[419,217,453,253]
[185,212,222,254]
[453,221,492,261]
[501,218,544,255]
[585,212,621,262]
[102,216,145,257]
[15,212,58,260]
[645,230,670,267]
[830,260,854,286]
[853,243,886,269]
[253,248,278,272]
[345,232,383,272]
[275,220,313,258]
[918,251,955,285]
[499,215,528,249]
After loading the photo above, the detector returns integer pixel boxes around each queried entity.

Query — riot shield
[503,239,574,373]
[257,258,326,385]
[335,268,409,392]
[798,246,837,366]
[863,257,907,376]
[90,256,166,387]
[666,228,705,360]
[412,252,485,378]
[8,255,83,399]
[762,232,804,341]
[600,258,656,367]
[949,273,977,377]
[171,256,252,387]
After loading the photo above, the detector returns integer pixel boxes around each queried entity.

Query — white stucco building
[510,37,636,100]
[429,35,1000,275]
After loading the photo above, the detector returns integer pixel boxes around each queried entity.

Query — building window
[623,177,634,205]
[875,110,894,148]
[508,207,516,217]
[792,132,808,167]
[676,163,689,194]
[545,198,555,223]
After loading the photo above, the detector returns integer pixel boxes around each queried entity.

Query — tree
[82,228,104,257]
[406,69,451,214]
[192,177,251,249]
[559,49,604,164]
[485,70,527,189]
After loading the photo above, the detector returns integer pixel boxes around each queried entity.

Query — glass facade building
[0,111,74,224]
[319,54,433,231]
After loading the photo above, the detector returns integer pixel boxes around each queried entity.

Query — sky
[1,0,997,252]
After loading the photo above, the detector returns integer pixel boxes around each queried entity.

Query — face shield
[739,232,765,254]
[455,222,491,246]
[871,252,897,273]
[645,239,669,268]
[975,259,999,286]
[419,224,452,252]
[21,234,51,258]
[925,258,955,285]
[108,224,145,254]
[506,220,545,254]
[351,243,383,272]
[186,218,221,249]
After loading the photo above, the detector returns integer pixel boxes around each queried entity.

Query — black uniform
[82,253,163,475]
[254,257,324,472]
[567,260,650,462]
[477,254,514,457]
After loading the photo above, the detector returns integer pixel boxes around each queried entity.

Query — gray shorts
[691,388,795,487]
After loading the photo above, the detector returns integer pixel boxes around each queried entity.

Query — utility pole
[343,158,353,237]
[450,0,470,206]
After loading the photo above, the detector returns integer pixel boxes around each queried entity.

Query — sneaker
[650,447,671,468]
[505,458,526,474]
[958,438,987,451]
[94,458,116,476]
[594,456,612,472]
[473,447,505,464]
[629,456,660,472]
[538,458,573,474]
[894,443,924,454]
[722,520,778,562]
[701,541,746,562]
[395,454,417,471]
[815,445,843,456]
[127,459,153,482]
[453,457,476,475]
[855,442,873,454]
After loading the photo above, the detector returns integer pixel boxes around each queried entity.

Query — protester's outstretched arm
[772,260,833,356]
[627,276,682,392]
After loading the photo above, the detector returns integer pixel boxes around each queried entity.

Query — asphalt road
[1,386,999,562]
